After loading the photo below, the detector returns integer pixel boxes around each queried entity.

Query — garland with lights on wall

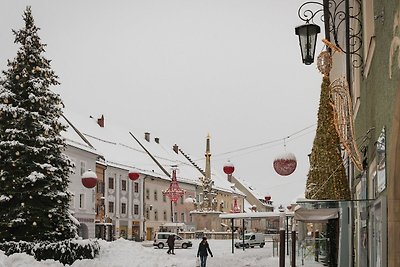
[305,51,351,200]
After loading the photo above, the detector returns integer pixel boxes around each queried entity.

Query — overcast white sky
[0,0,324,207]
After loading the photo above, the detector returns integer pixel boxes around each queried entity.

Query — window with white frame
[154,210,158,221]
[134,204,139,215]
[96,181,104,194]
[108,177,114,189]
[146,207,150,219]
[109,201,114,213]
[181,212,185,222]
[146,189,150,200]
[163,210,167,221]
[80,161,86,176]
[121,180,127,191]
[134,182,139,193]
[121,203,127,214]
[154,190,158,201]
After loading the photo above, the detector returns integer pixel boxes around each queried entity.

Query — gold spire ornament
[305,74,351,200]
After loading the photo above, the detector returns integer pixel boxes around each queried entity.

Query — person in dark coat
[167,234,175,254]
[197,236,213,267]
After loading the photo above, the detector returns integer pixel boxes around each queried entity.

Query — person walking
[197,236,213,267]
[167,234,175,255]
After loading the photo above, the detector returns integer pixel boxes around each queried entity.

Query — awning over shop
[294,207,339,222]
[161,222,186,227]
[219,211,293,220]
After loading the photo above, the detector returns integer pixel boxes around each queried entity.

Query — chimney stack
[97,115,104,128]
[154,137,160,144]
[173,144,179,154]
[144,132,150,142]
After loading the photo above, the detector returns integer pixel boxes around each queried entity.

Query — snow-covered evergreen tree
[0,7,76,242]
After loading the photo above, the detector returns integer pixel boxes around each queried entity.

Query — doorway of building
[146,227,153,241]
[77,223,89,239]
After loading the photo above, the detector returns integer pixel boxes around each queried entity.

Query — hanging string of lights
[189,123,317,162]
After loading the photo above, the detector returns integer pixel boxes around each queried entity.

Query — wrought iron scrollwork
[298,0,363,69]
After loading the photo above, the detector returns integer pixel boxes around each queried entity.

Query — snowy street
[0,239,326,267]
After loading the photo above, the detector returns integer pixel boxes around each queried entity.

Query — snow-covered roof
[229,176,271,206]
[236,177,264,200]
[60,115,101,156]
[60,110,243,194]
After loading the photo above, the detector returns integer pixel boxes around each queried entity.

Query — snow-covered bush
[0,239,100,265]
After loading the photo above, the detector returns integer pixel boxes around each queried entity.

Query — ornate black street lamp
[295,23,321,65]
[295,0,362,68]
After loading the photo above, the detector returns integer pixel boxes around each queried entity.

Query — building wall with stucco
[351,1,400,266]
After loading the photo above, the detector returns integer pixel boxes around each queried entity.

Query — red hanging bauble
[128,170,140,181]
[223,161,235,175]
[81,169,97,188]
[273,152,297,176]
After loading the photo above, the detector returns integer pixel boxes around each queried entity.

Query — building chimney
[154,137,160,144]
[144,132,150,142]
[173,144,179,154]
[97,115,104,128]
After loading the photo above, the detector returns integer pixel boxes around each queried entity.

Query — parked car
[265,228,278,234]
[235,233,265,248]
[153,232,192,249]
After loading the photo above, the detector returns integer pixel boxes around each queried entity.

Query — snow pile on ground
[0,238,325,267]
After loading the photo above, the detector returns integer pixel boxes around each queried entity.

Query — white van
[235,233,265,248]
[153,232,193,249]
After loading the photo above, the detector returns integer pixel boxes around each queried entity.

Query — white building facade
[64,143,99,239]
[104,164,144,241]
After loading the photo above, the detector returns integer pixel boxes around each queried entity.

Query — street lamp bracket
[297,0,362,68]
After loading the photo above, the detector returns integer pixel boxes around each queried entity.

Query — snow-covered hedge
[0,239,100,265]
